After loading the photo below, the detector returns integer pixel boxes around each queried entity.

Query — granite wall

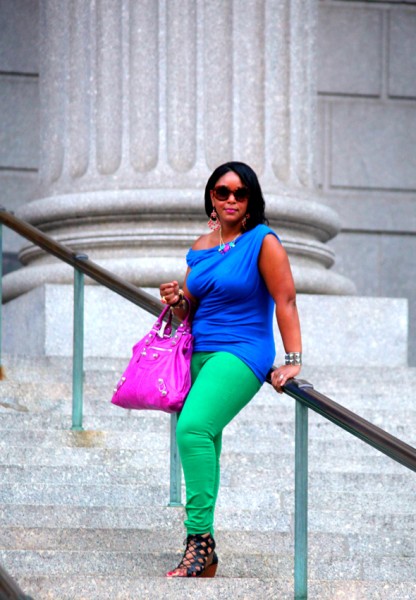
[316,0,416,363]
[0,0,39,272]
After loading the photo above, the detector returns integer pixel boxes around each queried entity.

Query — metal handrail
[0,563,34,600]
[265,375,416,598]
[0,208,164,318]
[298,378,416,469]
[2,207,416,599]
[267,374,416,473]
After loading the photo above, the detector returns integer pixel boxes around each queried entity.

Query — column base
[3,188,356,301]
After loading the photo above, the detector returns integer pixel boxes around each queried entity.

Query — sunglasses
[212,185,249,202]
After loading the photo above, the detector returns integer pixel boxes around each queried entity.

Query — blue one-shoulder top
[186,224,279,382]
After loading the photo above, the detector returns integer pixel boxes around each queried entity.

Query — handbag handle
[154,296,192,337]
[153,305,172,335]
[177,296,192,333]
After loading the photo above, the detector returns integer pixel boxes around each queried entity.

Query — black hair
[204,161,269,230]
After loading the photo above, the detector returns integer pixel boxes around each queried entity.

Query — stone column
[3,0,355,302]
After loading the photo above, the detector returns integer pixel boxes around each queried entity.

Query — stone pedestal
[3,284,408,367]
[2,0,355,303]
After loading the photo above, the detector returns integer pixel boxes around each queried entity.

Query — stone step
[0,412,414,447]
[0,412,171,433]
[0,504,413,537]
[225,464,416,493]
[0,462,416,509]
[1,527,413,561]
[4,360,416,389]
[0,441,411,474]
[0,389,296,418]
[0,547,414,583]
[11,575,416,600]
[1,355,126,383]
[0,453,416,492]
[3,386,416,432]
[0,440,413,486]
[3,413,411,458]
[0,503,289,533]
[280,489,416,514]
[0,481,413,517]
[2,377,416,412]
[0,572,293,600]
[0,548,290,580]
[0,429,413,467]
[1,358,415,594]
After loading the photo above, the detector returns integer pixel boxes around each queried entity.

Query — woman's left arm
[259,234,302,393]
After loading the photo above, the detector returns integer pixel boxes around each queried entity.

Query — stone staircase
[0,356,415,599]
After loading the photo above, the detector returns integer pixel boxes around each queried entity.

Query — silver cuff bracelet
[285,352,302,366]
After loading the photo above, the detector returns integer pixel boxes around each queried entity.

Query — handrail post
[0,222,3,379]
[72,254,88,431]
[294,399,309,599]
[169,413,182,506]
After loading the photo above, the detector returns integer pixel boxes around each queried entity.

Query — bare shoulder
[192,232,217,250]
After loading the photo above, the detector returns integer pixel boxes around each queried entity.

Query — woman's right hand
[271,364,301,394]
[159,280,181,306]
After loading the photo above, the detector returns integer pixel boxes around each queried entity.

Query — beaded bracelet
[170,289,187,310]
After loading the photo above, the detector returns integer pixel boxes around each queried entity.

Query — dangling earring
[242,213,250,230]
[208,207,220,231]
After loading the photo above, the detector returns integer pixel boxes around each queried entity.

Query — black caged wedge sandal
[166,533,218,578]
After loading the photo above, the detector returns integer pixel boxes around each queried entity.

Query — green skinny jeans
[176,351,262,535]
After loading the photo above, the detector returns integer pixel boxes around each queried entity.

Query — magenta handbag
[111,304,193,413]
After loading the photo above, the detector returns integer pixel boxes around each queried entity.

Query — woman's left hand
[271,365,301,394]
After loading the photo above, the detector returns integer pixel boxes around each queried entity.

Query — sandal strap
[177,533,216,576]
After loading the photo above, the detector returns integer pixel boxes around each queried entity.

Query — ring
[279,374,284,381]
[161,296,167,304]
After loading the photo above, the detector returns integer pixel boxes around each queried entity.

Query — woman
[160,161,302,578]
